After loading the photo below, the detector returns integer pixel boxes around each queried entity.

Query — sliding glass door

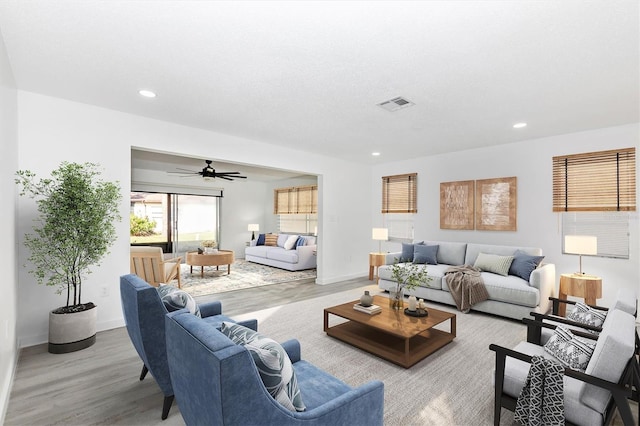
[171,194,220,258]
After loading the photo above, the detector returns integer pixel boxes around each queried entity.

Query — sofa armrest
[385,252,401,265]
[529,263,555,314]
[199,301,222,317]
[281,339,301,363]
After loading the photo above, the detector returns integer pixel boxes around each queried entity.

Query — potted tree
[16,162,121,353]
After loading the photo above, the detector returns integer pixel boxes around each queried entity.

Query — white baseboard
[315,273,367,285]
[0,338,18,425]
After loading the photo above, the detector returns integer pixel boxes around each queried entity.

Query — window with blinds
[382,173,417,213]
[552,148,636,212]
[274,185,317,214]
[562,212,630,259]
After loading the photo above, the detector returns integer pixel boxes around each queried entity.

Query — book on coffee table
[353,303,382,315]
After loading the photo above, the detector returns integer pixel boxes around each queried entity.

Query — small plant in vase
[201,240,218,253]
[389,258,432,310]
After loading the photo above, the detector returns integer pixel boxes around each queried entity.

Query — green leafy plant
[389,258,432,309]
[15,162,122,313]
[130,214,157,236]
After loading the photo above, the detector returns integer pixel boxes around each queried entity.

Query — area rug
[233,286,527,426]
[179,260,316,297]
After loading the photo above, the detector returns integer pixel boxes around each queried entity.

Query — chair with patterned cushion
[119,274,258,420]
[490,308,639,425]
[164,310,385,426]
[130,246,182,288]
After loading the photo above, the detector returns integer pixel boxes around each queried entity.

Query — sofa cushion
[291,359,351,411]
[379,263,445,290]
[284,235,299,250]
[267,248,299,263]
[156,284,201,317]
[245,246,269,258]
[277,234,289,248]
[256,233,266,246]
[508,249,545,282]
[413,244,438,265]
[567,302,607,329]
[220,322,306,412]
[424,241,467,266]
[442,273,539,307]
[580,309,636,413]
[265,234,278,246]
[543,326,596,372]
[473,253,514,276]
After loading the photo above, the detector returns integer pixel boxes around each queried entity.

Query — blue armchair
[119,274,258,420]
[164,310,385,426]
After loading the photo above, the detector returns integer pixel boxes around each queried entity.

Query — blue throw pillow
[256,233,266,246]
[400,243,415,263]
[508,249,545,282]
[413,244,439,265]
[295,236,306,247]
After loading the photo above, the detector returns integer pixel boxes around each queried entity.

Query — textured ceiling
[1,1,638,164]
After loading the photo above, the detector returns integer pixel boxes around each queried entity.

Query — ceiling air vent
[377,96,415,112]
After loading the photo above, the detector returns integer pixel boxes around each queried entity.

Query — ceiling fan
[168,160,247,181]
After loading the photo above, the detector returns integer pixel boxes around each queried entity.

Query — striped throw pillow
[265,234,278,246]
[473,252,514,276]
[221,322,305,412]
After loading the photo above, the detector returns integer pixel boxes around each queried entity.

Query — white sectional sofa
[378,240,556,320]
[244,233,317,271]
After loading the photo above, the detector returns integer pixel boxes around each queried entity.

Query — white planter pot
[48,304,97,354]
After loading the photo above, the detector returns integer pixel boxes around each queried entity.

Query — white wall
[16,91,372,346]
[372,124,640,309]
[0,29,18,423]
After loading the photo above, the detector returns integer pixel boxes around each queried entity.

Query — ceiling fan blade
[167,170,199,175]
[217,171,242,174]
[217,176,233,181]
[218,175,247,179]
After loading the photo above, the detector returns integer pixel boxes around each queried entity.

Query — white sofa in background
[244,233,317,271]
[378,241,556,320]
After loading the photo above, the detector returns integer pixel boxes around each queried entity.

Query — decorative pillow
[567,302,607,329]
[284,235,299,250]
[543,326,596,372]
[156,285,201,317]
[265,234,278,246]
[256,233,266,246]
[413,244,438,265]
[277,234,289,248]
[508,250,545,281]
[473,252,514,276]
[400,243,415,263]
[220,322,305,412]
[295,236,306,247]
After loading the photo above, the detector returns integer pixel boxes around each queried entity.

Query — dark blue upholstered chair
[165,310,385,426]
[119,274,257,420]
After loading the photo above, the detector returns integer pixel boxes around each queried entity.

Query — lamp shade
[248,224,259,232]
[564,235,597,255]
[372,228,388,241]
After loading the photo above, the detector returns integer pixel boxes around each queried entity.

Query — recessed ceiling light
[138,89,156,98]
[513,122,527,129]
[372,152,381,156]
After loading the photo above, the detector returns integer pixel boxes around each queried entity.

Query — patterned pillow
[543,326,596,372]
[567,302,607,329]
[264,234,278,246]
[473,252,514,276]
[295,236,306,247]
[220,322,305,412]
[156,285,201,317]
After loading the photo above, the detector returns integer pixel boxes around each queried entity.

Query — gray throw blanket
[514,355,565,426]
[444,265,488,313]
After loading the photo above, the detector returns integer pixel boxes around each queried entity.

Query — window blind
[382,173,417,213]
[274,185,318,214]
[552,148,636,212]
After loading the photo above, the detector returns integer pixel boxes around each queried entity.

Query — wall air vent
[377,96,415,112]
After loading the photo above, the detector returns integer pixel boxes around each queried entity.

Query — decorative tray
[404,308,428,317]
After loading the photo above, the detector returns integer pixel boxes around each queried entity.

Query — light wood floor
[6,275,638,425]
[5,276,369,425]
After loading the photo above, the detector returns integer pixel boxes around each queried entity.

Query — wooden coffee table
[324,295,456,368]
[186,250,234,277]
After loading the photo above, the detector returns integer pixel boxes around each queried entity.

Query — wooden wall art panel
[475,177,517,231]
[440,180,475,230]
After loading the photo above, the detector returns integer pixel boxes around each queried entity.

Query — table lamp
[248,224,259,240]
[564,235,597,275]
[372,228,388,253]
